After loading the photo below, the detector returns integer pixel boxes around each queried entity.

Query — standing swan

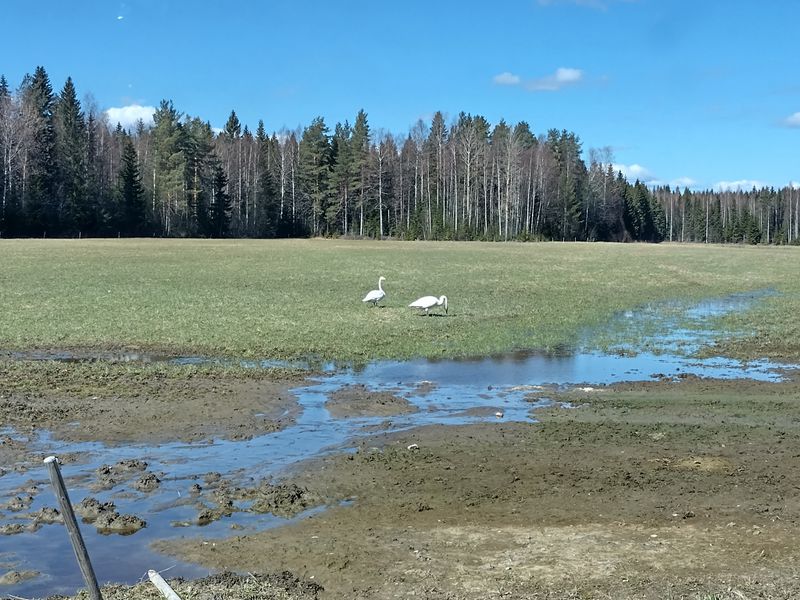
[409,295,448,315]
[362,276,386,307]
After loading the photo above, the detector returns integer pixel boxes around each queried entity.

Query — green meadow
[1,239,798,363]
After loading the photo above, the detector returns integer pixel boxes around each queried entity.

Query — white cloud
[670,177,697,189]
[789,181,800,189]
[782,112,800,127]
[713,179,766,192]
[493,72,521,86]
[612,163,651,180]
[105,104,155,130]
[527,67,583,91]
[117,15,124,20]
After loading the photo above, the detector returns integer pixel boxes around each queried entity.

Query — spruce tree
[117,135,146,236]
[209,160,231,238]
[23,66,58,235]
[255,119,279,236]
[54,77,88,235]
[298,117,331,236]
[351,110,370,235]
[151,100,185,235]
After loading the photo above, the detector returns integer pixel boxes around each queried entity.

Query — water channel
[1,290,796,597]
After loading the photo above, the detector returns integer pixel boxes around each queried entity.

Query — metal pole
[44,456,103,600]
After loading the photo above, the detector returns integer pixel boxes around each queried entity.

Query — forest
[1,66,798,244]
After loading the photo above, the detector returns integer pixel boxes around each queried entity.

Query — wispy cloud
[105,104,155,129]
[493,67,583,92]
[714,179,766,192]
[782,112,800,127]
[528,67,583,91]
[670,177,697,189]
[493,72,521,86]
[612,163,651,181]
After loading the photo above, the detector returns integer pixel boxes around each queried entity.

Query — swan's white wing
[409,296,437,308]
[363,289,385,302]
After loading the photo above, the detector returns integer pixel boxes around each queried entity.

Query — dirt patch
[324,384,416,418]
[158,376,800,599]
[0,361,302,446]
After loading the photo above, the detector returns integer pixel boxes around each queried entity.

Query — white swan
[362,276,386,307]
[409,295,448,315]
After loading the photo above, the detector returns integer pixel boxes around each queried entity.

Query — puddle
[1,290,797,597]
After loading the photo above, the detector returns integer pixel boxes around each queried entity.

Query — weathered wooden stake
[148,569,183,600]
[44,456,103,600]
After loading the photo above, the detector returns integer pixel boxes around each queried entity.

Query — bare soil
[158,376,800,600]
[3,364,800,599]
[325,384,417,418]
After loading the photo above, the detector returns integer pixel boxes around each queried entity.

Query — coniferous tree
[329,120,353,234]
[54,77,87,235]
[255,119,279,237]
[209,160,231,237]
[182,118,215,236]
[23,66,58,235]
[298,117,331,236]
[117,135,146,236]
[351,110,370,235]
[151,100,185,235]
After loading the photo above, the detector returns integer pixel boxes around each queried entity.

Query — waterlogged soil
[5,358,800,599]
[325,384,417,419]
[155,375,800,600]
[0,361,301,450]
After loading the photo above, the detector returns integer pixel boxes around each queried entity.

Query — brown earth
[0,363,301,453]
[157,375,800,600]
[325,384,417,418]
[3,361,800,599]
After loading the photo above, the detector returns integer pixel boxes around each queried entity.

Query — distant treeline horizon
[1,66,798,244]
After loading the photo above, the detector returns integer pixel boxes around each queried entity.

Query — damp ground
[1,291,799,599]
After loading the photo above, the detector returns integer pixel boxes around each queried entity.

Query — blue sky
[2,0,798,191]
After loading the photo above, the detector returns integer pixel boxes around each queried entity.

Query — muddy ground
[0,361,301,463]
[3,363,800,599]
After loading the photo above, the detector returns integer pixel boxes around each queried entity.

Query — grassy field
[1,238,799,362]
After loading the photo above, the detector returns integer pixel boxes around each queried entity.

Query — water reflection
[0,289,795,597]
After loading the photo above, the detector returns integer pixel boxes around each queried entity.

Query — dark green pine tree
[350,110,370,235]
[54,77,88,235]
[255,120,279,237]
[117,135,146,236]
[547,129,585,241]
[151,99,186,236]
[84,111,109,234]
[209,160,231,238]
[22,66,58,235]
[298,116,332,236]
[182,117,215,236]
[329,120,353,234]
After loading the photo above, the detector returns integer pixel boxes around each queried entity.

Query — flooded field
[1,291,798,598]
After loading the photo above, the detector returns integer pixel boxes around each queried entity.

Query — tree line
[1,66,798,243]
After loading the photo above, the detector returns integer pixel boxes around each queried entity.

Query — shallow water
[1,290,796,597]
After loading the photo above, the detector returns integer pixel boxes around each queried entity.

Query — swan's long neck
[440,296,448,310]
[378,278,385,292]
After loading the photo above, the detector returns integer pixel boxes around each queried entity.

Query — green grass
[1,239,799,362]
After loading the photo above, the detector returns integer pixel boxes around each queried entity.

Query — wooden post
[44,456,103,600]
[148,570,183,600]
